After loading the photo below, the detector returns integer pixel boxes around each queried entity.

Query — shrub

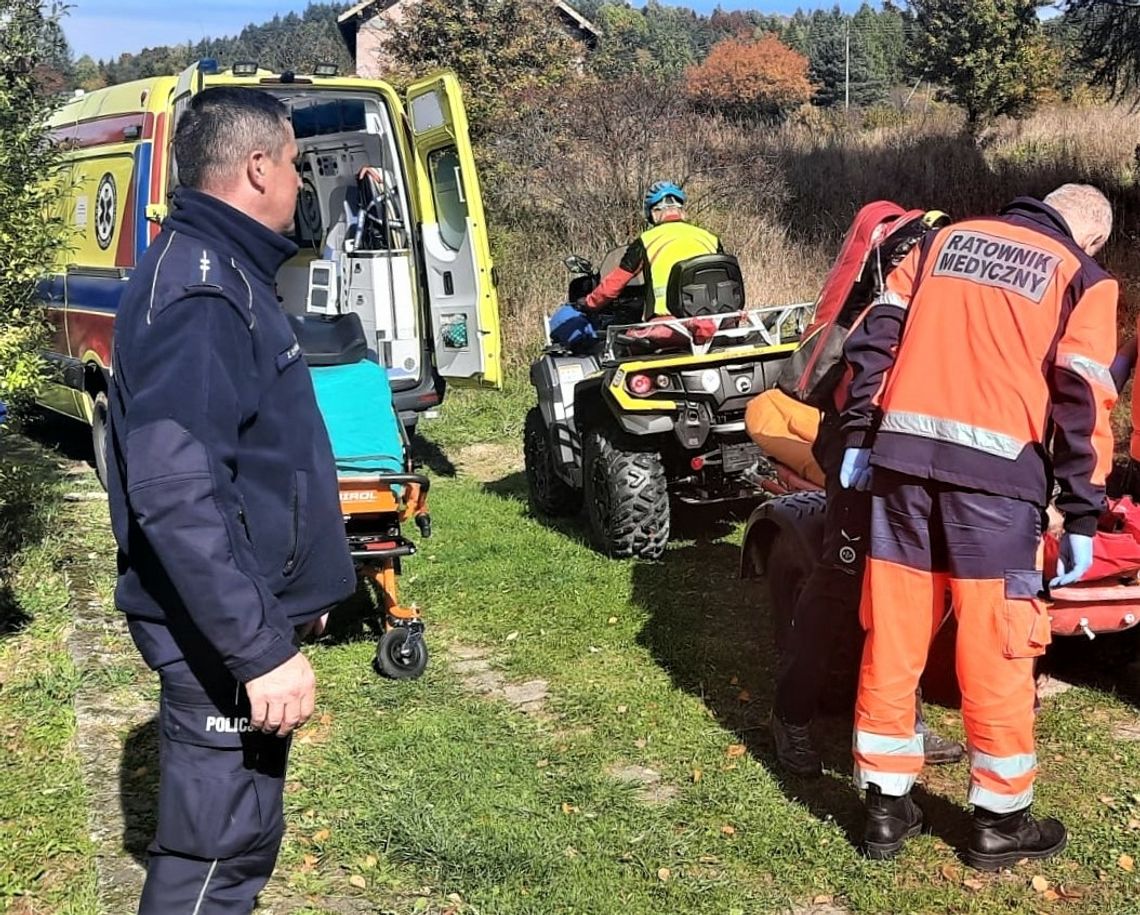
[683,34,814,121]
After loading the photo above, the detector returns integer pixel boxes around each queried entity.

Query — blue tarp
[309,361,404,475]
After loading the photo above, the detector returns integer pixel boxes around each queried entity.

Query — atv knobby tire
[524,407,582,516]
[583,427,669,560]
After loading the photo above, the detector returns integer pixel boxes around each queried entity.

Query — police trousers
[138,658,290,914]
[853,470,1050,813]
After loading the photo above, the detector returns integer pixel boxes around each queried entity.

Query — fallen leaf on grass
[607,616,618,625]
[940,864,961,883]
[1119,853,1134,872]
[729,676,739,686]
[447,893,463,903]
[720,824,736,836]
[506,630,520,641]
[319,713,332,726]
[635,738,647,749]
[963,878,984,892]
[536,758,550,768]
[561,802,579,815]
[657,867,671,882]
[1031,875,1050,893]
[1043,890,1061,901]
[692,769,702,783]
[363,854,377,869]
[617,705,628,714]
[349,875,366,889]
[1057,885,1084,900]
[1130,819,1140,830]
[811,895,833,905]
[737,689,752,703]
[1099,795,1116,807]
[312,829,330,843]
[726,744,746,759]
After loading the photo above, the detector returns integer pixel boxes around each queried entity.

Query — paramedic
[578,181,722,317]
[841,184,1116,866]
[106,87,355,912]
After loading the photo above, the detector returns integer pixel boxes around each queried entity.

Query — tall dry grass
[480,90,1140,365]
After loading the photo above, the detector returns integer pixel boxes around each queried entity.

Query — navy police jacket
[106,188,355,681]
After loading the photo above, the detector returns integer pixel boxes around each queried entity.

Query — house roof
[336,0,597,58]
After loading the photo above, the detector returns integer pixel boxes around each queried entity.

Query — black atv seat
[288,312,368,366]
[664,254,746,319]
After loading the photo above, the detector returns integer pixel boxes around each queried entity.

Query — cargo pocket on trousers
[1002,569,1052,659]
[155,695,266,860]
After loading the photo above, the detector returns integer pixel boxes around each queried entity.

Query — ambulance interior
[269,91,423,386]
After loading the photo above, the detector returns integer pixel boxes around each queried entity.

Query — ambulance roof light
[232,61,259,77]
[314,62,338,77]
[198,58,220,75]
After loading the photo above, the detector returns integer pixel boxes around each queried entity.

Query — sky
[63,0,880,62]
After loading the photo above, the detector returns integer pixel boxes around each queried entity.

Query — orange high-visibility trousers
[853,470,1051,813]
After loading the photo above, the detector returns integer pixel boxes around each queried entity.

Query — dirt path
[60,460,381,914]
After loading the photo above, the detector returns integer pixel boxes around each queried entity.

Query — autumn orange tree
[684,34,814,120]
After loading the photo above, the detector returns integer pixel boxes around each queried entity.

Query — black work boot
[770,713,822,777]
[922,731,965,765]
[863,784,923,859]
[966,806,1067,871]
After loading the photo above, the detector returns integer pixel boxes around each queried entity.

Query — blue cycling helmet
[644,180,686,222]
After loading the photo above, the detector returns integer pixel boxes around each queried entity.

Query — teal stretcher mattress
[310,361,404,475]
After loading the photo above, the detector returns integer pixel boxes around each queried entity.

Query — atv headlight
[699,369,721,394]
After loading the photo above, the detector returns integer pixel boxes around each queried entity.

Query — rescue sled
[296,312,432,679]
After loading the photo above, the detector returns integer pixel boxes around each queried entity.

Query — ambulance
[41,60,502,481]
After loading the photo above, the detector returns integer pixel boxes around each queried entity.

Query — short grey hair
[174,87,292,190]
[1044,183,1113,244]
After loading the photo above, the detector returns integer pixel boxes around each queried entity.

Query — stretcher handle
[337,472,431,493]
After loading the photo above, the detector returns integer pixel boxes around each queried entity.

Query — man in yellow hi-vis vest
[581,181,721,318]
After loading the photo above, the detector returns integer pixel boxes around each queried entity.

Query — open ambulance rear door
[405,73,502,389]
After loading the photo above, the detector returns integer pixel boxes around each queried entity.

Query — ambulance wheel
[91,391,109,491]
[583,427,669,560]
[374,627,428,680]
[524,407,581,516]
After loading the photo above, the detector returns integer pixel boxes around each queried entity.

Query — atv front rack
[602,303,812,363]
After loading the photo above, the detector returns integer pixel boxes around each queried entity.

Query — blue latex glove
[1050,532,1094,588]
[839,447,872,491]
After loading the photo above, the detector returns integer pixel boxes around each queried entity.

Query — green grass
[0,433,99,913]
[10,396,1140,913]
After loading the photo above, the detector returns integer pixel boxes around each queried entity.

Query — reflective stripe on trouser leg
[952,577,1044,814]
[852,556,947,795]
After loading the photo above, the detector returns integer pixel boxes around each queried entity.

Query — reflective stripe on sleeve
[1058,352,1115,391]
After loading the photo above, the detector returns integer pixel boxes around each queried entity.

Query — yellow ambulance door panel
[165,62,205,199]
[405,72,501,389]
[68,150,136,268]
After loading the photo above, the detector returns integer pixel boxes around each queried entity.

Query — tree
[1065,0,1140,98]
[0,0,68,412]
[800,7,886,107]
[382,0,578,128]
[908,0,1053,130]
[684,34,814,120]
[73,55,106,92]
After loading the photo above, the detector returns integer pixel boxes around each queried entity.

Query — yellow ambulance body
[41,61,501,463]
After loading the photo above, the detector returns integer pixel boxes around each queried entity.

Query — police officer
[841,184,1116,866]
[105,87,355,911]
[579,181,722,318]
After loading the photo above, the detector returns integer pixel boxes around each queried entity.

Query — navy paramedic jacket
[106,188,355,682]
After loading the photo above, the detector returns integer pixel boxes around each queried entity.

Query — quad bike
[524,247,810,560]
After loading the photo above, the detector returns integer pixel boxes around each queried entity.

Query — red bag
[1043,497,1140,582]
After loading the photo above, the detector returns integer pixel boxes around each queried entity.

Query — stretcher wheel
[374,626,428,679]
